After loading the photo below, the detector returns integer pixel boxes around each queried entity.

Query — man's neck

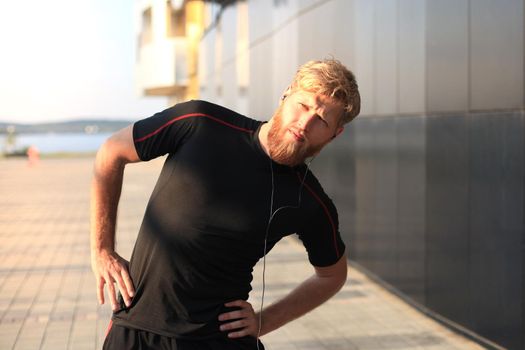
[258,122,271,157]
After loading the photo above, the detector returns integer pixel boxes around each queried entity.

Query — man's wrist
[91,244,115,257]
[254,311,265,337]
[256,309,281,337]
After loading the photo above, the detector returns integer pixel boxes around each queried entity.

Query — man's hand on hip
[91,249,135,311]
[218,300,259,338]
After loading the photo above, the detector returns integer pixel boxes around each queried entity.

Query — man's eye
[317,116,329,126]
[299,103,308,110]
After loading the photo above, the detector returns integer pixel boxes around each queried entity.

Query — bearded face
[264,90,345,167]
[266,104,327,167]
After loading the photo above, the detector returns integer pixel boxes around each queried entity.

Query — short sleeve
[133,100,203,161]
[296,177,346,267]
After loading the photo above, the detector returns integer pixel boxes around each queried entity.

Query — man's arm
[219,253,348,338]
[258,253,347,335]
[90,125,141,311]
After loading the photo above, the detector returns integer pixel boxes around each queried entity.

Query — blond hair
[291,59,361,125]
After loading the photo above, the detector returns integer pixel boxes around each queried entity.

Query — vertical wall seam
[423,0,430,309]
[373,1,377,116]
[466,0,473,328]
[520,1,525,344]
[467,0,472,113]
[395,0,401,288]
[422,0,428,308]
[396,0,400,116]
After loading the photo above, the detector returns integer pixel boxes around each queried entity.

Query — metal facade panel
[426,0,469,112]
[332,0,357,67]
[248,0,276,44]
[353,0,375,116]
[398,0,426,114]
[248,41,274,119]
[470,0,524,110]
[271,16,299,101]
[221,64,238,111]
[374,0,398,115]
[333,124,358,259]
[220,6,238,64]
[425,114,470,325]
[331,128,358,255]
[349,112,524,349]
[297,0,337,61]
[468,112,524,350]
[270,0,300,100]
[352,117,399,277]
[370,117,399,282]
[198,32,215,99]
[352,117,378,266]
[396,115,426,304]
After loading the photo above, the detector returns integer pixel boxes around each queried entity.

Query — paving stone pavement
[0,157,488,350]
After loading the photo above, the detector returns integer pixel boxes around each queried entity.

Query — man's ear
[280,86,292,103]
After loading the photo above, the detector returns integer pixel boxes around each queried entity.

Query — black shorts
[103,322,266,350]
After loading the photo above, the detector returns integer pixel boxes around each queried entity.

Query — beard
[267,106,325,166]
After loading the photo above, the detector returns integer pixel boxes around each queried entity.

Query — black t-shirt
[112,100,345,338]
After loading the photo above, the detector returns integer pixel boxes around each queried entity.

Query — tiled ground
[0,157,488,349]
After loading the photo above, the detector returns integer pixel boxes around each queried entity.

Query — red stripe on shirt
[297,172,340,259]
[134,113,254,143]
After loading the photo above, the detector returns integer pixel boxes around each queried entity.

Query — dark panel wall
[322,112,524,350]
[371,118,399,284]
[350,118,380,270]
[426,114,471,327]
[396,116,426,304]
[468,112,524,349]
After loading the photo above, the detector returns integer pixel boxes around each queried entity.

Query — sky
[0,0,168,123]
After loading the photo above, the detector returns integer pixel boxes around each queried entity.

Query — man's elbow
[333,265,347,292]
[95,127,139,170]
[94,139,123,170]
[327,256,348,294]
[317,255,348,293]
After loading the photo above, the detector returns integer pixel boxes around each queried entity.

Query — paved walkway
[0,157,488,349]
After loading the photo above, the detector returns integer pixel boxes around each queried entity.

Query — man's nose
[296,113,316,132]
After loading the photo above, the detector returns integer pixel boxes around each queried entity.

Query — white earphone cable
[256,158,314,349]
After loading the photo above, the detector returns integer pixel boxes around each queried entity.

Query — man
[91,59,360,349]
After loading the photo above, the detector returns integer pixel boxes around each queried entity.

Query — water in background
[0,132,112,154]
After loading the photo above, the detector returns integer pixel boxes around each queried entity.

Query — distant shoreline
[0,132,111,156]
[0,151,97,159]
[0,119,132,134]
